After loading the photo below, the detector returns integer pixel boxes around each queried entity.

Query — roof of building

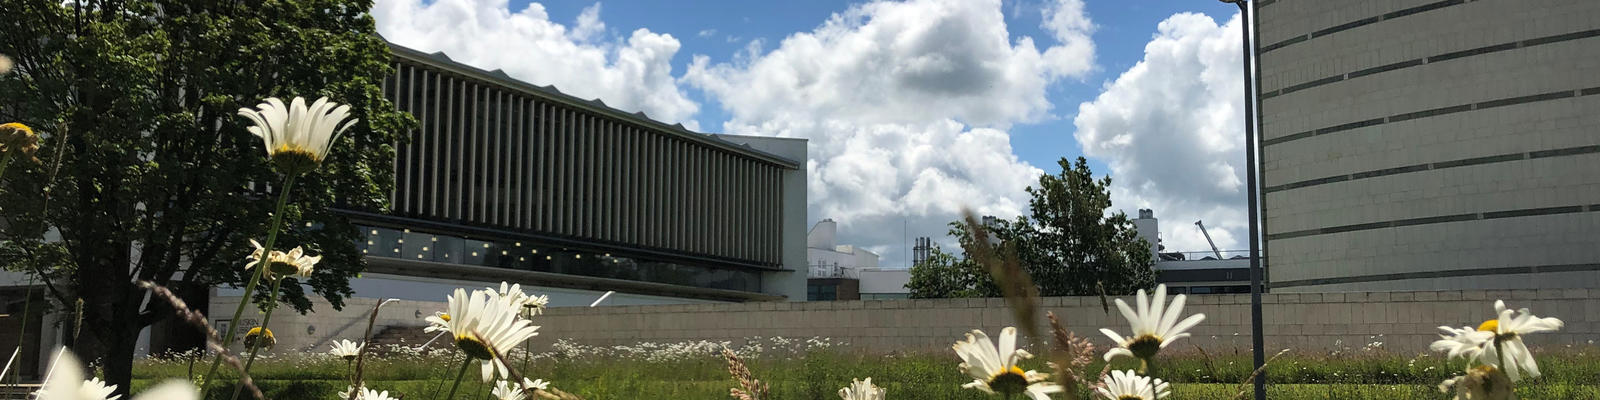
[386,42,802,170]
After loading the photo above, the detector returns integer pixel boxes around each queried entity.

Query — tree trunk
[72,281,144,398]
[70,228,141,398]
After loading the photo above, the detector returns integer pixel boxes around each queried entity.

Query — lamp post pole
[1218,0,1266,398]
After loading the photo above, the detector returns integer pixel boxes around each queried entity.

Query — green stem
[230,277,286,400]
[199,174,298,398]
[1495,339,1508,373]
[1145,357,1161,400]
[444,358,472,400]
[3,278,33,388]
[0,151,14,188]
[522,339,533,378]
[426,349,461,400]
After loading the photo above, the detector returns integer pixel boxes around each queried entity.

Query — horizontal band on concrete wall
[1262,29,1600,100]
[1263,87,1600,147]
[1271,262,1600,288]
[1264,144,1600,193]
[1259,0,1466,54]
[1267,203,1600,240]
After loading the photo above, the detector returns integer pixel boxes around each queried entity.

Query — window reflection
[357,225,762,292]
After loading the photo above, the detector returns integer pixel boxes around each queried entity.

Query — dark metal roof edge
[386,42,802,170]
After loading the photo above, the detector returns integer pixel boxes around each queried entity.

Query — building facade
[1132,210,1251,294]
[1258,0,1600,291]
[804,219,879,300]
[348,44,809,303]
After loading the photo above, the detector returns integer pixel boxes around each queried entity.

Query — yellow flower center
[1118,396,1144,400]
[243,327,276,349]
[0,122,41,160]
[455,333,496,360]
[270,147,320,176]
[1128,335,1163,360]
[1477,319,1498,333]
[439,313,451,322]
[267,260,301,277]
[987,366,1029,395]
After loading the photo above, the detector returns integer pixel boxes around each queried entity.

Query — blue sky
[525,0,1237,175]
[373,0,1254,267]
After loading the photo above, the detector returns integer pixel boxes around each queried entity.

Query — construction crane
[1194,220,1225,259]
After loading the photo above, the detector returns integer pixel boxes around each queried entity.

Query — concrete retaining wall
[224,289,1600,355]
[536,289,1599,354]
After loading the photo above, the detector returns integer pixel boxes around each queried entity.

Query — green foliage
[132,350,1600,399]
[0,0,413,390]
[1021,157,1156,296]
[907,157,1157,298]
[906,246,994,299]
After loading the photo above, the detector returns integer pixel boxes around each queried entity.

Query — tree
[0,1,412,394]
[906,241,994,299]
[905,219,1023,298]
[906,157,1156,298]
[1022,157,1155,296]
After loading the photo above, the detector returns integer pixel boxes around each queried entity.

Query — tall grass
[134,345,1600,399]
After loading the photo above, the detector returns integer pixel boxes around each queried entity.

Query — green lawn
[134,345,1600,399]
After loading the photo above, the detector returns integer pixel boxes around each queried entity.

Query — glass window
[358,225,763,293]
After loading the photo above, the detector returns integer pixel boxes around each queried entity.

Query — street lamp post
[1217,0,1266,399]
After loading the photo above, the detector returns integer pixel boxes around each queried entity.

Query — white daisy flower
[329,339,363,360]
[1478,300,1563,381]
[237,96,357,175]
[244,239,319,279]
[425,311,451,333]
[1101,284,1205,362]
[35,348,198,400]
[524,294,550,317]
[838,377,886,400]
[1096,370,1169,400]
[338,385,396,400]
[952,327,1062,400]
[490,282,530,306]
[490,282,549,317]
[491,380,525,400]
[425,288,542,382]
[522,378,550,391]
[1430,326,1494,362]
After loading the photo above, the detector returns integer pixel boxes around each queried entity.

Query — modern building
[804,219,879,300]
[0,41,812,370]
[1132,210,1251,294]
[1258,0,1600,291]
[857,268,912,299]
[342,43,809,304]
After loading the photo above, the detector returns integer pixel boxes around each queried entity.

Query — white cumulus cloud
[370,0,1101,268]
[686,0,1096,267]
[1073,12,1247,254]
[372,0,700,126]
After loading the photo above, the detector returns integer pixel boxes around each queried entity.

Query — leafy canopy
[0,0,412,391]
[906,157,1156,298]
